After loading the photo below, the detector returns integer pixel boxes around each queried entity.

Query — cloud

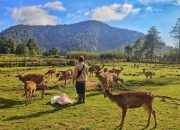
[12,6,58,25]
[91,3,140,21]
[146,6,153,11]
[43,1,66,11]
[12,1,66,25]
[138,0,180,5]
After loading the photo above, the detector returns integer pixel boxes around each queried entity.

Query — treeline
[0,38,60,56]
[66,51,125,60]
[123,22,180,63]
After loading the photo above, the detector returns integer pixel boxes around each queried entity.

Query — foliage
[26,39,39,56]
[16,43,29,55]
[125,45,133,61]
[0,38,16,54]
[49,47,60,55]
[170,17,180,61]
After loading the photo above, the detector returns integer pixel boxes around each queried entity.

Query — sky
[0,0,180,47]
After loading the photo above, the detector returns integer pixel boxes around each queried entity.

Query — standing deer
[57,69,73,85]
[45,68,56,78]
[89,64,104,76]
[16,73,48,98]
[108,67,124,76]
[24,81,36,104]
[142,69,154,82]
[102,88,157,129]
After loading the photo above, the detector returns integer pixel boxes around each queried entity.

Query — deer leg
[32,90,35,101]
[143,105,152,128]
[41,88,45,98]
[119,108,127,129]
[65,78,67,85]
[69,78,71,84]
[152,109,157,128]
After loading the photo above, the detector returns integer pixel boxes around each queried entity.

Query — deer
[45,68,56,78]
[101,87,157,129]
[16,73,48,98]
[57,69,73,85]
[24,81,36,104]
[95,70,124,90]
[142,69,154,82]
[108,67,124,76]
[89,64,104,76]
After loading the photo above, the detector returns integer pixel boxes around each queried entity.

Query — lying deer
[24,81,36,104]
[142,69,154,82]
[102,88,157,129]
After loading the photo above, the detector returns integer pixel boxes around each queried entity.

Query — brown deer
[142,69,154,82]
[95,70,124,90]
[108,67,124,76]
[89,64,104,76]
[16,73,48,98]
[24,81,36,104]
[57,69,73,85]
[102,88,157,129]
[45,68,56,78]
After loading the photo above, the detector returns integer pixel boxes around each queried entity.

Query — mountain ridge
[0,20,144,53]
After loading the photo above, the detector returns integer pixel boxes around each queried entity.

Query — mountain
[0,20,144,53]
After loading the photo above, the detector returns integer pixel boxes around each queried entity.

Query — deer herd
[15,62,157,129]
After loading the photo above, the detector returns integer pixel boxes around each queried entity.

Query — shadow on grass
[3,102,79,121]
[156,95,180,106]
[86,92,101,97]
[125,80,168,87]
[125,76,180,88]
[0,97,24,109]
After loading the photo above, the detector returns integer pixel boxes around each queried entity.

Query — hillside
[0,20,144,53]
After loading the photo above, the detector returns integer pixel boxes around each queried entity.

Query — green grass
[0,62,180,130]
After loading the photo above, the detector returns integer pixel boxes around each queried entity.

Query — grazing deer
[45,68,56,78]
[102,88,157,129]
[16,73,48,98]
[57,69,73,85]
[24,81,36,104]
[142,69,154,82]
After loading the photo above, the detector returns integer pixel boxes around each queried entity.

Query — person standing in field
[73,56,88,104]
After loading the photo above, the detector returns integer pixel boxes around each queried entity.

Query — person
[73,56,88,104]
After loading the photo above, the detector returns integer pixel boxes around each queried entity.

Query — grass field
[0,62,180,130]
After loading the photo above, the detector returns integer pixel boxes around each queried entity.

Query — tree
[43,50,50,57]
[49,47,60,55]
[170,17,180,61]
[125,45,132,61]
[0,38,15,54]
[26,38,39,56]
[143,26,164,61]
[16,43,29,55]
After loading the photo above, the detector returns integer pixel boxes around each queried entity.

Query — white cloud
[43,1,65,11]
[91,3,141,21]
[12,6,58,25]
[11,1,66,25]
[146,6,153,11]
[138,0,180,5]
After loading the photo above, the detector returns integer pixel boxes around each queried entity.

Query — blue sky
[0,0,180,46]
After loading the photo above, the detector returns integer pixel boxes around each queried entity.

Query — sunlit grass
[0,62,180,130]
